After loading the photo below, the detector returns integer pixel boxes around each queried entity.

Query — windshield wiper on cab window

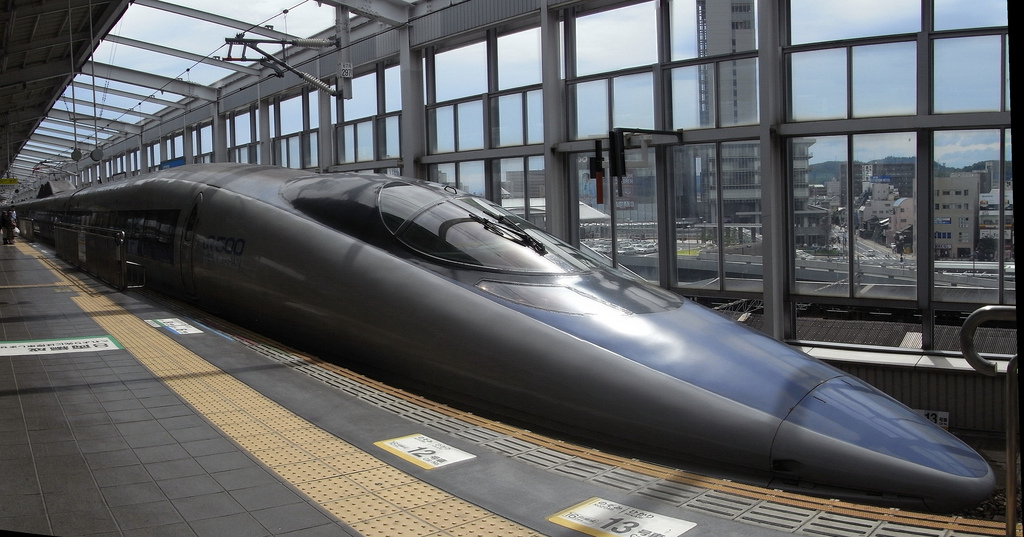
[468,211,547,255]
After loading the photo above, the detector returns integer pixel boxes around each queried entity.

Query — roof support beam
[132,0,295,40]
[9,0,120,19]
[16,148,79,163]
[34,126,90,140]
[103,35,262,76]
[8,162,45,175]
[71,82,187,110]
[30,133,99,150]
[85,62,218,101]
[316,0,410,26]
[0,31,92,57]
[58,97,162,121]
[3,107,48,126]
[24,142,88,159]
[48,108,143,135]
[0,61,71,87]
[40,117,125,137]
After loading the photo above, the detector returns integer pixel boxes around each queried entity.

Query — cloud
[575,2,658,77]
[853,132,916,162]
[934,131,1002,168]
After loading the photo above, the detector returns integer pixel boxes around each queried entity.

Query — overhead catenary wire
[66,0,471,174]
[67,0,80,161]
[88,0,102,161]
[69,0,314,153]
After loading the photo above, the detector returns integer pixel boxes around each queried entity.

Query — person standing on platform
[2,209,15,244]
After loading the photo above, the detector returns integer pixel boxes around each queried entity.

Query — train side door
[180,193,202,297]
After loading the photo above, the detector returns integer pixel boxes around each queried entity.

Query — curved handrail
[960,305,1018,537]
[959,305,1015,376]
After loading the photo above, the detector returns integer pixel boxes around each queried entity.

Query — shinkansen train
[15,163,994,513]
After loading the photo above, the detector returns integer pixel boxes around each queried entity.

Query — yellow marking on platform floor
[16,244,543,537]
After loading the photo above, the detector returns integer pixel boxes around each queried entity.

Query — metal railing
[960,305,1018,537]
[53,223,145,291]
[15,216,34,242]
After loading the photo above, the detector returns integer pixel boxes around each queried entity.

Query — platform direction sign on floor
[549,497,696,537]
[375,433,476,469]
[0,336,122,356]
[146,318,203,334]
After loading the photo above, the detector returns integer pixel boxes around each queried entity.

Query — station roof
[1,0,417,188]
[1,0,128,182]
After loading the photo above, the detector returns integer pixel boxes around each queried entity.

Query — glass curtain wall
[494,156,546,227]
[192,123,213,164]
[932,129,1012,306]
[784,0,1011,351]
[569,1,761,287]
[273,92,318,169]
[556,0,1009,351]
[229,108,257,164]
[424,25,547,220]
[571,2,660,281]
[325,63,400,170]
[338,72,377,164]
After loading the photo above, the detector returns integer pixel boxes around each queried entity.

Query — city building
[934,173,982,259]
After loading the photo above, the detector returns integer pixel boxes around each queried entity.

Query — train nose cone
[769,376,994,513]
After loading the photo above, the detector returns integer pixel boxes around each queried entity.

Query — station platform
[1,239,1011,537]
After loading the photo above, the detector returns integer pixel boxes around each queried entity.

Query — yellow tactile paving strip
[18,243,543,537]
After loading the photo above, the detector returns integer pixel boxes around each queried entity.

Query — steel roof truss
[85,61,218,101]
[40,117,125,137]
[316,0,410,26]
[30,133,99,150]
[103,35,261,76]
[58,96,162,121]
[132,0,295,40]
[71,82,188,110]
[48,108,143,135]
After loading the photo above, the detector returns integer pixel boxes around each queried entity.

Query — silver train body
[17,163,994,512]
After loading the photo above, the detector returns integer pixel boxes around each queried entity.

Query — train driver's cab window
[379,183,598,273]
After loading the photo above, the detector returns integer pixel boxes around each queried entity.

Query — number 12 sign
[375,434,476,469]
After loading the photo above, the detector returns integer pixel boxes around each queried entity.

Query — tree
[976,237,997,261]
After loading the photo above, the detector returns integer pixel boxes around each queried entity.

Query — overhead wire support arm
[223,36,342,96]
[608,128,684,194]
